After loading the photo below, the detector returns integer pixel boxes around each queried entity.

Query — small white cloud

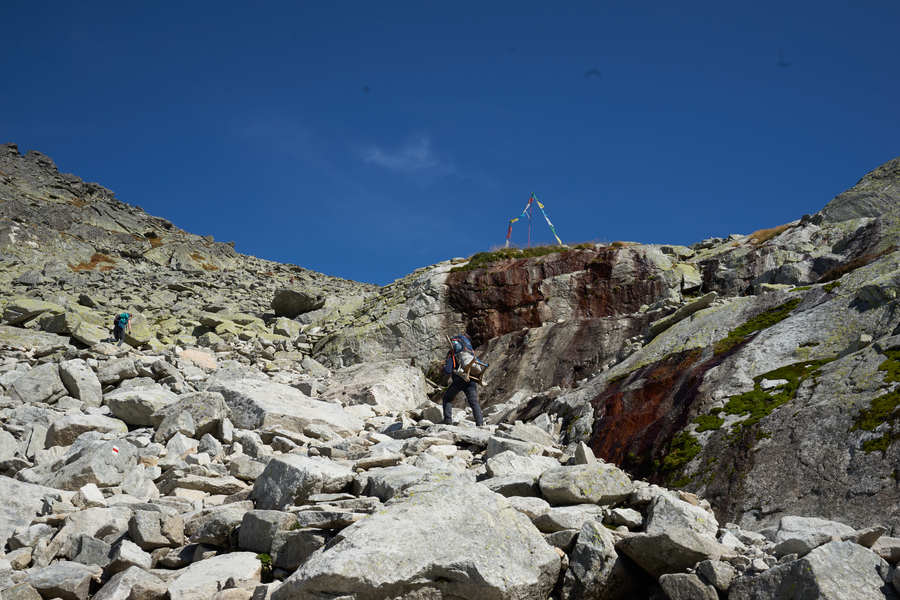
[363,135,445,173]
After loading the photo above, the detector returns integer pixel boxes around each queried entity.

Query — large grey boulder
[106,538,153,575]
[645,493,719,538]
[92,566,166,600]
[2,297,63,325]
[563,520,645,600]
[324,360,428,413]
[616,528,726,578]
[272,478,560,600]
[729,540,894,599]
[482,474,540,497]
[70,534,111,568]
[271,528,328,571]
[273,316,302,338]
[873,536,900,564]
[533,504,605,534]
[0,477,62,549]
[9,363,66,404]
[251,455,354,510]
[498,422,558,447]
[167,552,262,600]
[696,559,737,593]
[238,510,297,553]
[40,439,138,490]
[97,359,138,385]
[363,464,429,502]
[0,325,71,353]
[485,450,559,479]
[539,463,634,506]
[485,436,543,459]
[152,391,230,443]
[0,429,20,462]
[658,573,718,600]
[1,583,43,600]
[27,560,102,600]
[129,509,183,551]
[771,515,856,558]
[209,379,361,437]
[272,288,325,318]
[59,359,102,406]
[185,504,250,546]
[103,386,178,426]
[45,414,128,447]
[46,506,135,560]
[228,454,267,482]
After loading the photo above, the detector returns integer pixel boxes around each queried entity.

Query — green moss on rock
[851,351,900,446]
[861,433,892,453]
[714,299,802,355]
[661,432,701,474]
[694,413,724,432]
[852,390,900,433]
[723,358,834,429]
[878,349,900,384]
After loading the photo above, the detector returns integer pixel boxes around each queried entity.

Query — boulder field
[2,143,900,598]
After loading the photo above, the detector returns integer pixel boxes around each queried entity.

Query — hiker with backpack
[441,333,486,427]
[112,312,132,346]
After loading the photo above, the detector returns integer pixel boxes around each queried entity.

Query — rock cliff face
[312,154,900,535]
[2,143,900,598]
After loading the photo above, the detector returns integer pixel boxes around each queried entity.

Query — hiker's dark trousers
[113,325,125,345]
[442,373,483,426]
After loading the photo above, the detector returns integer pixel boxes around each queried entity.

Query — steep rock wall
[444,246,675,345]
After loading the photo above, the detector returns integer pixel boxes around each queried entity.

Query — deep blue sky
[2,2,898,285]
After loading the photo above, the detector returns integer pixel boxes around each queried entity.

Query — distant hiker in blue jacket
[442,333,485,427]
[112,312,132,346]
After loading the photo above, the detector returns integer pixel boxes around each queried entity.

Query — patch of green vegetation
[792,286,812,291]
[850,350,900,444]
[661,432,701,474]
[714,299,803,355]
[852,389,900,432]
[862,433,892,453]
[823,280,841,293]
[257,553,273,582]
[723,358,835,429]
[878,349,900,383]
[694,413,724,432]
[449,245,571,272]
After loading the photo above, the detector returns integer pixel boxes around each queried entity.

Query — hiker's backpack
[448,333,488,379]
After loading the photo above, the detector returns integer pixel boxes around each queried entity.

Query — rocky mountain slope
[1,143,899,599]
